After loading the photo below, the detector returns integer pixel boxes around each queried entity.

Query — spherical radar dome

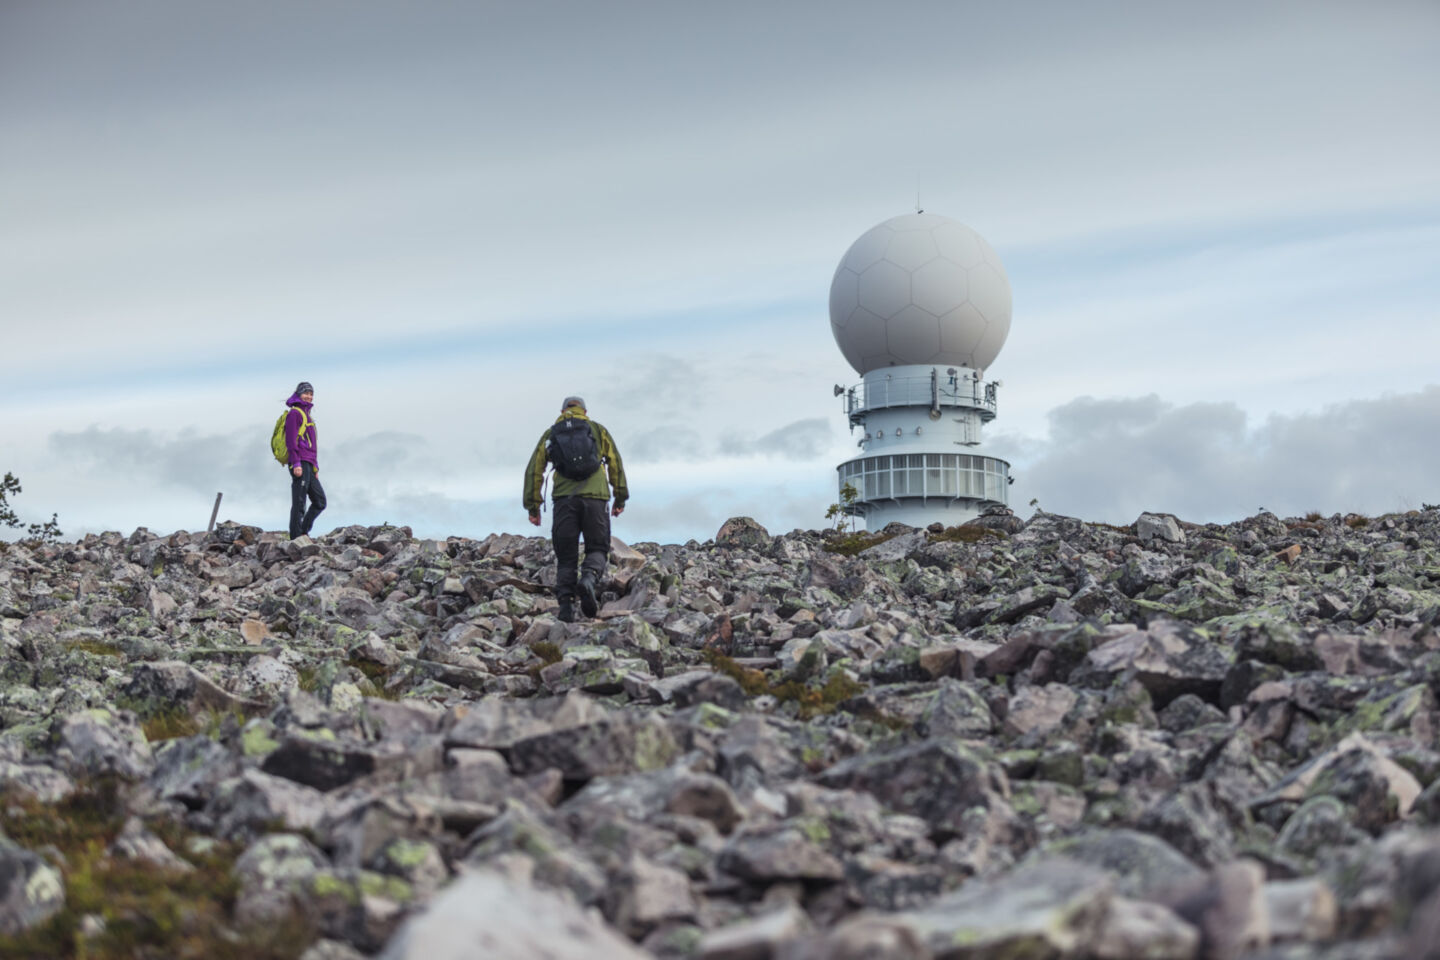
[829,212,1012,376]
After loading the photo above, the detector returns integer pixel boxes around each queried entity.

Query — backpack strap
[590,420,607,463]
[290,405,312,439]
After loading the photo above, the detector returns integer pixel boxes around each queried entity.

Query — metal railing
[838,453,1010,509]
[843,373,998,425]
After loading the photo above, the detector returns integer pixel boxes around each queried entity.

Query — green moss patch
[930,525,1010,543]
[0,780,314,959]
[822,531,898,556]
[141,707,246,744]
[346,658,401,701]
[529,641,563,666]
[62,640,125,658]
[702,649,864,719]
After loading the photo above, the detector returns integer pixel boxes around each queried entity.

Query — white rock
[379,870,649,960]
[237,655,300,699]
[1135,513,1185,544]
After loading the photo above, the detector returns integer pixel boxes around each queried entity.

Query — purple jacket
[284,393,318,469]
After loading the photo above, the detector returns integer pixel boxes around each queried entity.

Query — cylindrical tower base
[837,451,1010,531]
[852,498,991,530]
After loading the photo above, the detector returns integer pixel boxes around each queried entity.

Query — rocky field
[2,506,1440,959]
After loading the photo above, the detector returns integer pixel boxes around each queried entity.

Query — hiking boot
[556,598,576,624]
[577,574,599,618]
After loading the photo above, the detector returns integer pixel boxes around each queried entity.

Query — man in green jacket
[524,396,628,622]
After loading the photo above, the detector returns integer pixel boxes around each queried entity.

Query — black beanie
[296,381,314,396]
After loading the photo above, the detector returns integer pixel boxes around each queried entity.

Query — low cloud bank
[996,387,1440,523]
[35,386,1440,541]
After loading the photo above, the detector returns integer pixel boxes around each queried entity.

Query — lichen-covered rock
[208,769,327,839]
[1136,513,1185,545]
[1159,859,1270,960]
[260,729,444,792]
[718,823,844,882]
[506,712,679,781]
[237,655,300,699]
[715,517,771,551]
[51,706,154,779]
[698,902,811,960]
[1092,896,1199,959]
[819,739,1021,845]
[462,802,606,905]
[890,856,1113,958]
[1039,829,1205,898]
[233,832,329,926]
[0,838,65,935]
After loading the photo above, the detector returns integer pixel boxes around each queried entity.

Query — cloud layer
[998,387,1440,523]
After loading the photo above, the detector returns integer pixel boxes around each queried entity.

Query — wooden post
[207,492,223,534]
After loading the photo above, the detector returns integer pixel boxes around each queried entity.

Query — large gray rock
[605,853,697,938]
[379,869,651,960]
[716,517,772,551]
[237,655,300,699]
[51,707,154,779]
[147,735,239,808]
[1074,620,1232,707]
[1039,829,1205,898]
[818,739,1021,845]
[718,824,844,882]
[1159,859,1270,960]
[122,660,267,718]
[1091,897,1198,960]
[890,856,1113,959]
[261,730,444,792]
[444,689,609,751]
[208,769,327,839]
[233,833,329,926]
[463,803,606,905]
[1136,513,1185,545]
[506,712,678,781]
[699,903,811,960]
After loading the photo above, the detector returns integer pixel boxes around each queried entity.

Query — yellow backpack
[270,406,312,467]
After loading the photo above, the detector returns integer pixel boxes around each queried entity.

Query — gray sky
[3,0,1438,541]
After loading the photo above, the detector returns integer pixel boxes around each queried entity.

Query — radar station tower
[829,213,1013,529]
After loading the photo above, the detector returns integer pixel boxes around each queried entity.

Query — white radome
[829,213,1012,376]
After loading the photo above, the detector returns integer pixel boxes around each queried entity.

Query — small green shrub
[529,641,563,666]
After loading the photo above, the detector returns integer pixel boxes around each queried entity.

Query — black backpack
[547,418,602,481]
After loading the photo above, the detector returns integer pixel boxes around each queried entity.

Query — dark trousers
[289,462,327,539]
[551,496,610,600]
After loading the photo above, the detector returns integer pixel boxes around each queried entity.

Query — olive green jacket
[523,411,628,514]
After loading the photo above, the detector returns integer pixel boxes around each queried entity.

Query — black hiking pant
[551,496,610,601]
[289,462,327,539]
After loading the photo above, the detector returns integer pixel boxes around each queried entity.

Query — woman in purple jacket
[285,381,326,539]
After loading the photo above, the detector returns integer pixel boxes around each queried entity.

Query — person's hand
[292,465,302,477]
[528,513,541,527]
[612,505,624,518]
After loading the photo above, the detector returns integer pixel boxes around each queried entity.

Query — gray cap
[561,396,586,411]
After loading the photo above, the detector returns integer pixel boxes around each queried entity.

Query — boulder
[716,518,771,550]
[0,838,64,935]
[891,856,1112,959]
[379,869,651,960]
